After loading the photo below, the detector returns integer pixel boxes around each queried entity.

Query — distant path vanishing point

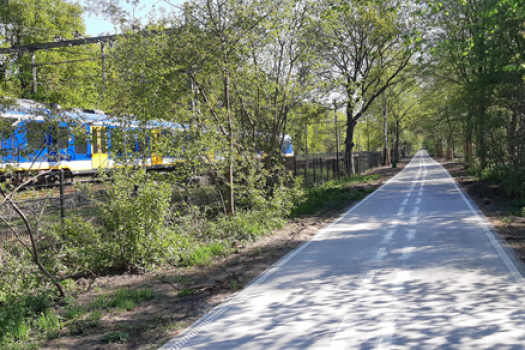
[160,150,525,350]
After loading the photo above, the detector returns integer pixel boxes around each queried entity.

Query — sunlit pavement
[159,151,525,350]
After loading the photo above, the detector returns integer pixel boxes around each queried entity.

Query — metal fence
[285,151,384,187]
[0,150,387,249]
[0,171,100,249]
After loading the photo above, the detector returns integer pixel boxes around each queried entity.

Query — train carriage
[0,98,294,181]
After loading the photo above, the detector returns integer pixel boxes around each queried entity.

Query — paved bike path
[160,151,525,349]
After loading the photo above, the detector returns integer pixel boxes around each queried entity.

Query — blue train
[0,98,294,178]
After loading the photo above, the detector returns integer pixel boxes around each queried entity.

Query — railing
[285,151,384,187]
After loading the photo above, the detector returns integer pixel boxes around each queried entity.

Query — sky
[82,0,183,36]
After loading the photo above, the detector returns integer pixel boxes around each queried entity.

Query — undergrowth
[291,174,379,216]
[0,169,380,349]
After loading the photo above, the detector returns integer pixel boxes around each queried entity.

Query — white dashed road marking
[374,248,387,261]
[406,229,416,242]
[382,230,395,243]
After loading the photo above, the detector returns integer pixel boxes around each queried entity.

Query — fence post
[313,158,316,184]
[304,159,308,187]
[325,158,328,181]
[59,170,65,221]
[337,156,340,181]
[320,157,323,183]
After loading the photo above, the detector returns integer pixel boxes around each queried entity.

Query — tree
[0,0,101,107]
[314,0,417,174]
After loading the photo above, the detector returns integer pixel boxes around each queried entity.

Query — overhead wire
[0,23,81,35]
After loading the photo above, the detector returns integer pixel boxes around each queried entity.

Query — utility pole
[31,51,37,94]
[305,124,308,155]
[333,99,340,179]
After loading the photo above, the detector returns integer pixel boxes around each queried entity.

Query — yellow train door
[91,126,108,169]
[151,130,163,165]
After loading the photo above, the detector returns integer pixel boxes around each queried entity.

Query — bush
[101,331,130,344]
[291,174,378,216]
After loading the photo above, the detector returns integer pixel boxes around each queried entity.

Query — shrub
[101,331,130,344]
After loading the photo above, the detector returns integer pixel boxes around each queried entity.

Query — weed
[160,321,185,334]
[178,288,194,297]
[89,289,154,312]
[37,310,62,337]
[291,174,378,216]
[64,304,86,320]
[101,331,130,344]
[88,310,101,327]
[69,322,85,335]
[181,241,229,266]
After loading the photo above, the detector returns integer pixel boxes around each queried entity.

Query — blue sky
[82,0,183,36]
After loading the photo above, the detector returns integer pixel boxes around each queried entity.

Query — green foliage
[36,311,62,338]
[64,304,86,321]
[0,0,101,106]
[291,175,379,216]
[101,331,130,344]
[89,289,155,312]
[480,166,525,200]
[180,242,229,266]
[0,293,54,346]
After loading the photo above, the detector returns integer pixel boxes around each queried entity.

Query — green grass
[180,241,230,266]
[36,311,62,338]
[291,174,379,216]
[89,288,155,312]
[64,304,86,320]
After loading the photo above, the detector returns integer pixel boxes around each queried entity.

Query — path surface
[160,151,525,350]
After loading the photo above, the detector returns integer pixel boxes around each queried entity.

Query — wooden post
[31,51,37,94]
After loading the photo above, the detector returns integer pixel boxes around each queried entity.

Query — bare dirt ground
[434,157,525,263]
[41,157,411,350]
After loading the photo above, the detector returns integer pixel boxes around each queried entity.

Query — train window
[91,127,108,154]
[26,122,47,150]
[92,129,99,154]
[54,127,69,150]
[75,134,88,154]
[100,131,108,153]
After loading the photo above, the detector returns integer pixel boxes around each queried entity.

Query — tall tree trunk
[393,119,400,163]
[509,111,518,170]
[382,94,390,165]
[223,64,234,216]
[344,105,356,175]
[464,109,473,166]
[477,103,487,172]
